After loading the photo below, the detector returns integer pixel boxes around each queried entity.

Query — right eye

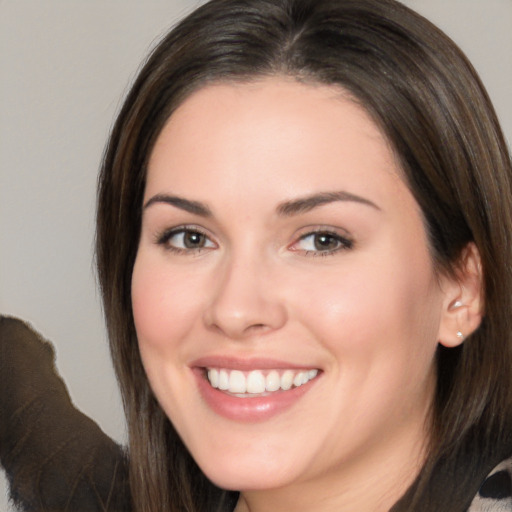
[157,227,216,254]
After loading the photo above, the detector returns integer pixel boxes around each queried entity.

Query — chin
[194,450,301,491]
[206,469,291,492]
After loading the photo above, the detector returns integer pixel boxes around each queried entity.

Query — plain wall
[1,1,511,510]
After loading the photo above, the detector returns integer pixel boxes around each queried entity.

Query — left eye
[293,232,352,253]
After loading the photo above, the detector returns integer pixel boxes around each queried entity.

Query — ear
[437,243,484,348]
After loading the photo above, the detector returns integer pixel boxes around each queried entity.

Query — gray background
[1,1,511,509]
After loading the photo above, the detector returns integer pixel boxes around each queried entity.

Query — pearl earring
[456,331,464,340]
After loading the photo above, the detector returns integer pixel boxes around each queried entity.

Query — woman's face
[132,78,455,497]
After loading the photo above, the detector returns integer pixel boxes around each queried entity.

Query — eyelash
[155,226,354,256]
[156,226,215,255]
[290,229,354,257]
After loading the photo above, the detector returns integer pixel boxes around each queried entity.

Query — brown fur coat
[0,316,130,511]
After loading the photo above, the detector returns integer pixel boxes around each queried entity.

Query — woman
[2,0,510,511]
[95,0,512,510]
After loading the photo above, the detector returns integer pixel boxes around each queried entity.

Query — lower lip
[193,369,319,422]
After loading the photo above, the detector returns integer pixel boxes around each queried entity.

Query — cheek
[289,249,442,366]
[131,251,201,354]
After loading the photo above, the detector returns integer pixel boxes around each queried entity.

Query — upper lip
[190,356,319,371]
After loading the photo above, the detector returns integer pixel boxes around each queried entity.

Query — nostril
[245,323,269,333]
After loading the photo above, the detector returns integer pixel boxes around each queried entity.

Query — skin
[131,78,466,511]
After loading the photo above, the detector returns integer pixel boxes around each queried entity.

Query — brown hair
[96,1,512,510]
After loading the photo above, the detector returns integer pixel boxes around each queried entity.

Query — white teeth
[281,370,294,390]
[292,371,310,387]
[218,369,229,390]
[205,367,319,394]
[229,370,246,393]
[246,370,266,394]
[266,370,281,392]
[208,368,219,388]
[293,372,304,387]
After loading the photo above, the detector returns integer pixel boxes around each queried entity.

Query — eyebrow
[144,194,212,217]
[143,190,379,218]
[276,191,380,216]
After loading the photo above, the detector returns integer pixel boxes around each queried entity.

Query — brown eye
[158,227,215,253]
[313,233,340,251]
[292,230,353,255]
[183,231,207,248]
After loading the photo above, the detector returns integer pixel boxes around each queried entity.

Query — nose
[203,254,287,340]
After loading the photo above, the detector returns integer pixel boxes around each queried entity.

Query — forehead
[150,78,388,153]
[145,77,410,218]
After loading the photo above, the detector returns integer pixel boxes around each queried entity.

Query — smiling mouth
[205,368,319,396]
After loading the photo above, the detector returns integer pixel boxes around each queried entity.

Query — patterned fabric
[468,458,512,511]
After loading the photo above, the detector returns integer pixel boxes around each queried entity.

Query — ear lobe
[438,243,484,348]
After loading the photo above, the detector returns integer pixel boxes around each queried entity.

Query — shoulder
[468,457,512,511]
